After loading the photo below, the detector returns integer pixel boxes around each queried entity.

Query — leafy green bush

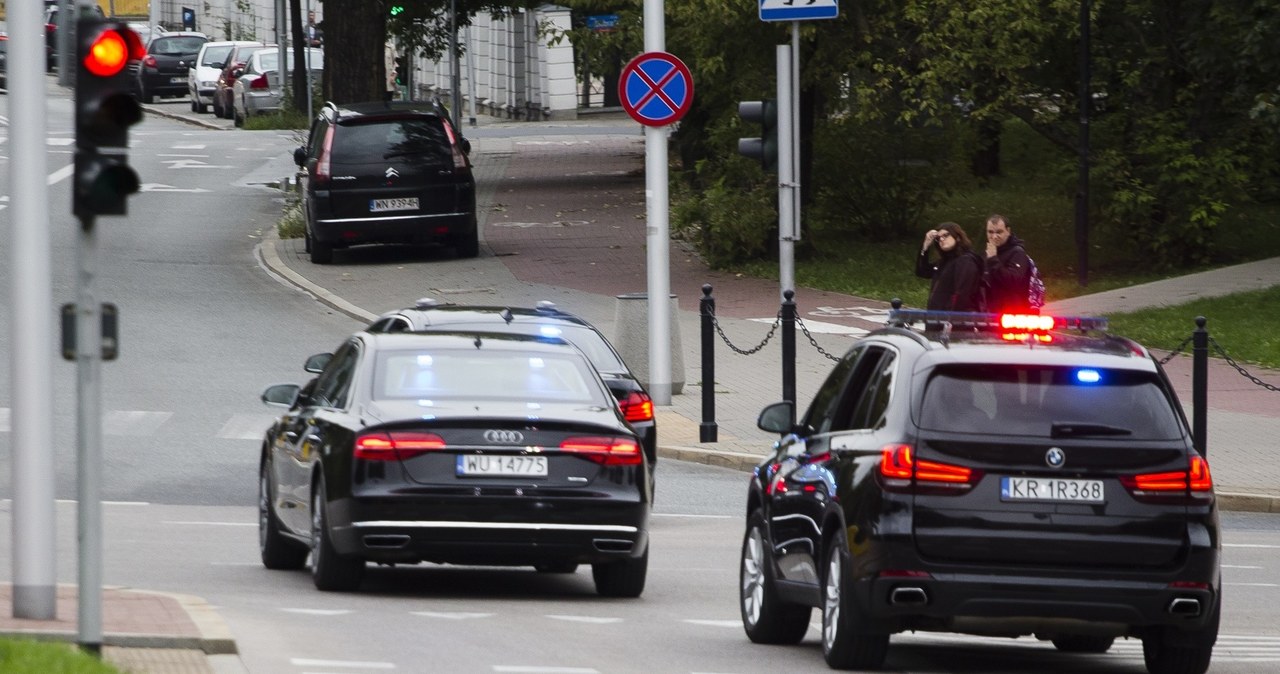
[0,639,122,673]
[671,158,776,268]
[278,194,304,239]
[244,109,311,130]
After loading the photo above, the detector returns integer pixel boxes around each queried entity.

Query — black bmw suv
[293,100,477,264]
[740,308,1219,674]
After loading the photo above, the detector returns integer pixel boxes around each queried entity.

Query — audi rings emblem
[1045,447,1066,469]
[483,429,524,444]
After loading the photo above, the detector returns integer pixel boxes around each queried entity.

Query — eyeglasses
[936,231,953,240]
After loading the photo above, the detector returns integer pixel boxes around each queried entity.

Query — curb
[140,103,228,130]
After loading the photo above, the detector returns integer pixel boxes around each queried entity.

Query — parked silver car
[231,47,323,126]
[189,40,262,113]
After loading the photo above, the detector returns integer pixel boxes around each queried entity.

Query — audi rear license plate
[370,197,419,212]
[457,454,547,478]
[1001,476,1104,503]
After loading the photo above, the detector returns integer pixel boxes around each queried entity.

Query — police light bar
[888,310,1108,333]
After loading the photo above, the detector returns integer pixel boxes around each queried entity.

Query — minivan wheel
[455,234,479,259]
[822,530,889,670]
[1141,599,1218,674]
[740,510,811,644]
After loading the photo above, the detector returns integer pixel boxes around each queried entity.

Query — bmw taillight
[441,119,470,175]
[559,436,642,466]
[314,124,335,187]
[879,444,980,493]
[142,55,157,69]
[1120,455,1214,501]
[619,391,654,424]
[249,74,269,90]
[355,431,446,461]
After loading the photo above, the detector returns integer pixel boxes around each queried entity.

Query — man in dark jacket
[982,214,1032,313]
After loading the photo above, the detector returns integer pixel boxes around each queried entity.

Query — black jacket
[916,248,983,311]
[984,234,1031,313]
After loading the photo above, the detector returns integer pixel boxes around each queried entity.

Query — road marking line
[282,609,353,616]
[493,667,599,673]
[291,658,393,668]
[545,615,623,624]
[103,410,171,436]
[218,414,277,440]
[410,611,494,620]
[162,521,255,527]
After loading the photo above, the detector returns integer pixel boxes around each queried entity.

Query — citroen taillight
[313,124,334,187]
[441,119,470,174]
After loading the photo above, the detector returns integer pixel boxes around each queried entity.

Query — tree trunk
[972,117,1002,178]
[289,0,308,114]
[323,0,387,104]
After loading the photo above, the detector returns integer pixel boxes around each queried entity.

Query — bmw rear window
[333,118,453,165]
[919,365,1183,440]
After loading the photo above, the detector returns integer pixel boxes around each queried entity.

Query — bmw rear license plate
[457,454,547,478]
[1001,476,1104,503]
[370,197,419,212]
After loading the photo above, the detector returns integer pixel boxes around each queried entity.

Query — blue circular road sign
[618,52,694,127]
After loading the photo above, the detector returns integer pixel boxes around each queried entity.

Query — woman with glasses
[915,222,984,311]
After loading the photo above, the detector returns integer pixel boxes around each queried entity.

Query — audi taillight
[559,436,642,466]
[1120,455,1214,501]
[355,431,446,461]
[314,124,335,187]
[619,391,654,424]
[249,74,269,90]
[879,444,980,493]
[441,119,470,174]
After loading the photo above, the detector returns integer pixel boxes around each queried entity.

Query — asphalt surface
[3,99,1278,673]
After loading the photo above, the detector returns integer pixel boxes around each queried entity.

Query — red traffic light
[83,27,143,77]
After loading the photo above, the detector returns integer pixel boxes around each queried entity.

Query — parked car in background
[0,35,8,90]
[43,3,105,71]
[133,31,208,103]
[231,47,323,125]
[292,100,476,264]
[212,42,266,119]
[189,40,260,113]
[365,300,658,469]
[258,330,652,595]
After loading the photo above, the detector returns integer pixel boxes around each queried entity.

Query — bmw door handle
[304,434,323,445]
[283,430,299,442]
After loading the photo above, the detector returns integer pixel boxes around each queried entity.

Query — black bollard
[1192,316,1208,458]
[782,289,796,423]
[699,284,717,443]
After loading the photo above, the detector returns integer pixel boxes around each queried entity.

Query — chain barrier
[706,308,781,356]
[795,317,842,362]
[1208,336,1280,393]
[1156,335,1195,366]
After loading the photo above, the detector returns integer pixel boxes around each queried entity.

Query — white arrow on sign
[139,183,211,193]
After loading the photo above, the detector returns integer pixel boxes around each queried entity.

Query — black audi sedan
[740,309,1220,674]
[365,299,657,468]
[258,331,651,596]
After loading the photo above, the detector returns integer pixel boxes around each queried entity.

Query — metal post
[465,25,478,126]
[791,22,801,244]
[782,289,796,422]
[776,45,795,302]
[1192,316,1208,457]
[643,0,671,405]
[1075,0,1090,287]
[76,216,104,655]
[11,0,58,621]
[450,0,462,120]
[699,284,717,443]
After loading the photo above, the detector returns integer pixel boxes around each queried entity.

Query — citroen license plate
[370,198,418,212]
[457,454,547,478]
[1001,476,1104,503]
[170,77,185,84]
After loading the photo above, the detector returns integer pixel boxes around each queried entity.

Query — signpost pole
[642,0,671,405]
[777,44,794,301]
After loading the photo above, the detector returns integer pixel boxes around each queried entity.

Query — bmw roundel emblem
[1045,447,1066,469]
[483,429,524,444]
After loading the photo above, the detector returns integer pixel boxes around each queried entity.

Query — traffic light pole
[76,216,105,654]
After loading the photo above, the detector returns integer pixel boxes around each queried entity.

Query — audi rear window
[332,118,453,165]
[374,349,606,405]
[919,365,1183,440]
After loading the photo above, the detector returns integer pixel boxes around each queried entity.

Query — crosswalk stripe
[103,410,172,436]
[218,414,276,440]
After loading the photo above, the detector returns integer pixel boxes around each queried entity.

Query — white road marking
[749,316,866,336]
[1226,543,1280,549]
[172,144,207,149]
[493,668,598,674]
[1224,565,1264,569]
[162,521,255,527]
[161,158,234,169]
[683,619,740,627]
[652,513,734,519]
[291,658,393,668]
[218,414,277,440]
[410,611,494,620]
[281,608,353,616]
[139,183,211,193]
[103,410,172,436]
[545,615,622,624]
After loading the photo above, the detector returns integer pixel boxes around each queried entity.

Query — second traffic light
[737,100,778,172]
[75,18,145,219]
[395,55,408,86]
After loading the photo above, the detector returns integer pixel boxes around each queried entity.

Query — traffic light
[395,55,407,86]
[737,100,777,172]
[74,18,144,219]
[390,5,405,16]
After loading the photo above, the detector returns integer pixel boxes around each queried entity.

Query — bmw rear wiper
[1050,422,1133,438]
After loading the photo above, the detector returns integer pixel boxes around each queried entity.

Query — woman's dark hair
[936,222,973,253]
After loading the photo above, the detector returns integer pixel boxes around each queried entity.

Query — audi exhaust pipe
[1167,598,1202,617]
[889,587,929,606]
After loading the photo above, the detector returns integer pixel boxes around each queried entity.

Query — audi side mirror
[261,383,301,408]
